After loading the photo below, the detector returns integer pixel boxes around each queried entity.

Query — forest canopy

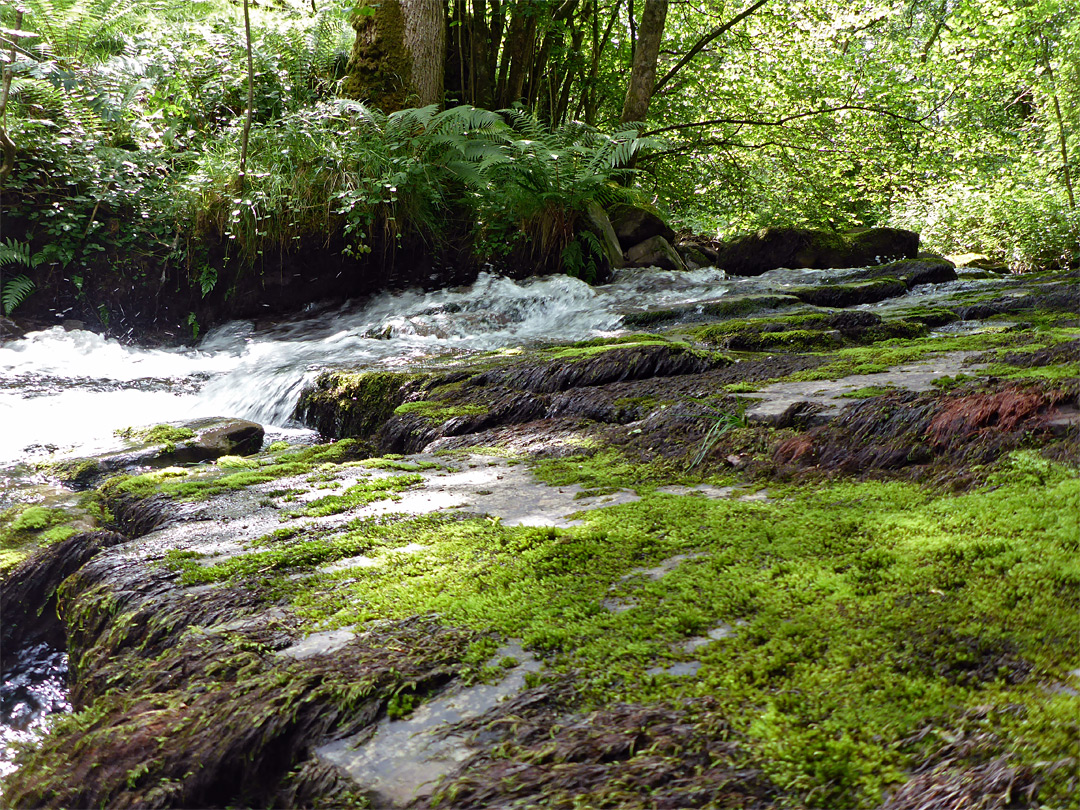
[0,0,1076,324]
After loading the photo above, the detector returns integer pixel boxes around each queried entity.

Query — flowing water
[0,264,994,782]
[2,267,788,474]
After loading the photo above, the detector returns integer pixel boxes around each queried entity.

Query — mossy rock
[607,203,675,250]
[622,294,801,327]
[716,227,918,276]
[790,277,908,308]
[840,258,957,288]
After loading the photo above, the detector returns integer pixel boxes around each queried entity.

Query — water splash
[0,268,754,465]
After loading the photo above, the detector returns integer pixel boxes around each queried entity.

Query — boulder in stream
[624,235,688,272]
[608,203,676,249]
[716,226,918,276]
[43,417,265,488]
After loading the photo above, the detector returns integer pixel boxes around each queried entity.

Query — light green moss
[161,451,1079,806]
[393,401,488,421]
[840,385,898,399]
[115,424,196,445]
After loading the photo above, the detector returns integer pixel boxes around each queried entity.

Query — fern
[0,240,40,316]
[1,275,36,316]
[0,238,39,269]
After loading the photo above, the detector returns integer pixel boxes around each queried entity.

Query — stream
[0,264,993,782]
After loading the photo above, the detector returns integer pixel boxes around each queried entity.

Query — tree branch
[652,0,769,95]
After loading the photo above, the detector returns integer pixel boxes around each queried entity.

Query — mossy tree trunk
[343,0,446,111]
[620,0,667,125]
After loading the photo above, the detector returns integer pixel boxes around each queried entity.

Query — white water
[1,267,772,468]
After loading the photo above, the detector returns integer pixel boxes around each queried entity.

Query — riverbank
[1,263,1078,808]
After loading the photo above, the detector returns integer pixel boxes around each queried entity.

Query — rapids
[0,267,773,469]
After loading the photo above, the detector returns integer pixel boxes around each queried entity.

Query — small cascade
[0,268,745,464]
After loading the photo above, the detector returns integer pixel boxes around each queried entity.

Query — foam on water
[0,269,748,465]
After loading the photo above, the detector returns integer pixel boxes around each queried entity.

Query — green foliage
[0,238,42,315]
[890,179,1080,272]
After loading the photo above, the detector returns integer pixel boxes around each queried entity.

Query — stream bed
[0,264,1006,785]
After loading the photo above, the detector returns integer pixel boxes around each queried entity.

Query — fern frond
[1,274,36,316]
[0,238,38,269]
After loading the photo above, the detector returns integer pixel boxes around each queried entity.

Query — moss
[778,329,1070,384]
[216,455,259,469]
[840,385,898,399]
[541,337,684,360]
[100,440,367,503]
[297,370,418,438]
[0,504,85,573]
[115,424,196,445]
[341,0,412,110]
[790,277,907,308]
[282,473,424,519]
[38,457,101,487]
[393,401,488,421]
[215,453,1075,806]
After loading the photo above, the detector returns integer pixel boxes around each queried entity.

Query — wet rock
[840,227,920,266]
[178,417,264,461]
[621,293,800,327]
[0,530,127,654]
[608,203,676,249]
[676,242,712,269]
[716,226,918,276]
[0,316,25,342]
[316,642,541,807]
[948,252,1009,273]
[790,277,908,308]
[44,418,266,488]
[623,235,688,272]
[843,257,958,288]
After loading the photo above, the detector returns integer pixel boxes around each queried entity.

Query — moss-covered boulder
[623,235,687,272]
[607,203,676,250]
[42,418,265,489]
[842,258,958,288]
[790,277,908,308]
[717,227,919,276]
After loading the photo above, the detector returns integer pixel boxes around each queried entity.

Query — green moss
[115,424,196,445]
[282,473,424,518]
[0,504,83,572]
[724,381,762,393]
[101,441,367,503]
[8,505,60,532]
[779,329,1067,383]
[38,457,101,486]
[393,401,488,421]
[216,455,259,469]
[341,0,412,110]
[265,456,1077,806]
[840,385,898,399]
[298,370,417,438]
[355,457,441,471]
[541,338,685,360]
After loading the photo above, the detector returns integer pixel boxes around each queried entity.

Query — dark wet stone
[0,530,127,654]
[608,203,676,250]
[0,317,26,342]
[790,277,908,308]
[43,418,266,488]
[623,235,688,272]
[842,258,958,288]
[716,226,918,276]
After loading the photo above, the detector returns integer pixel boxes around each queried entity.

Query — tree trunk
[620,0,667,125]
[343,0,446,111]
[404,0,446,106]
